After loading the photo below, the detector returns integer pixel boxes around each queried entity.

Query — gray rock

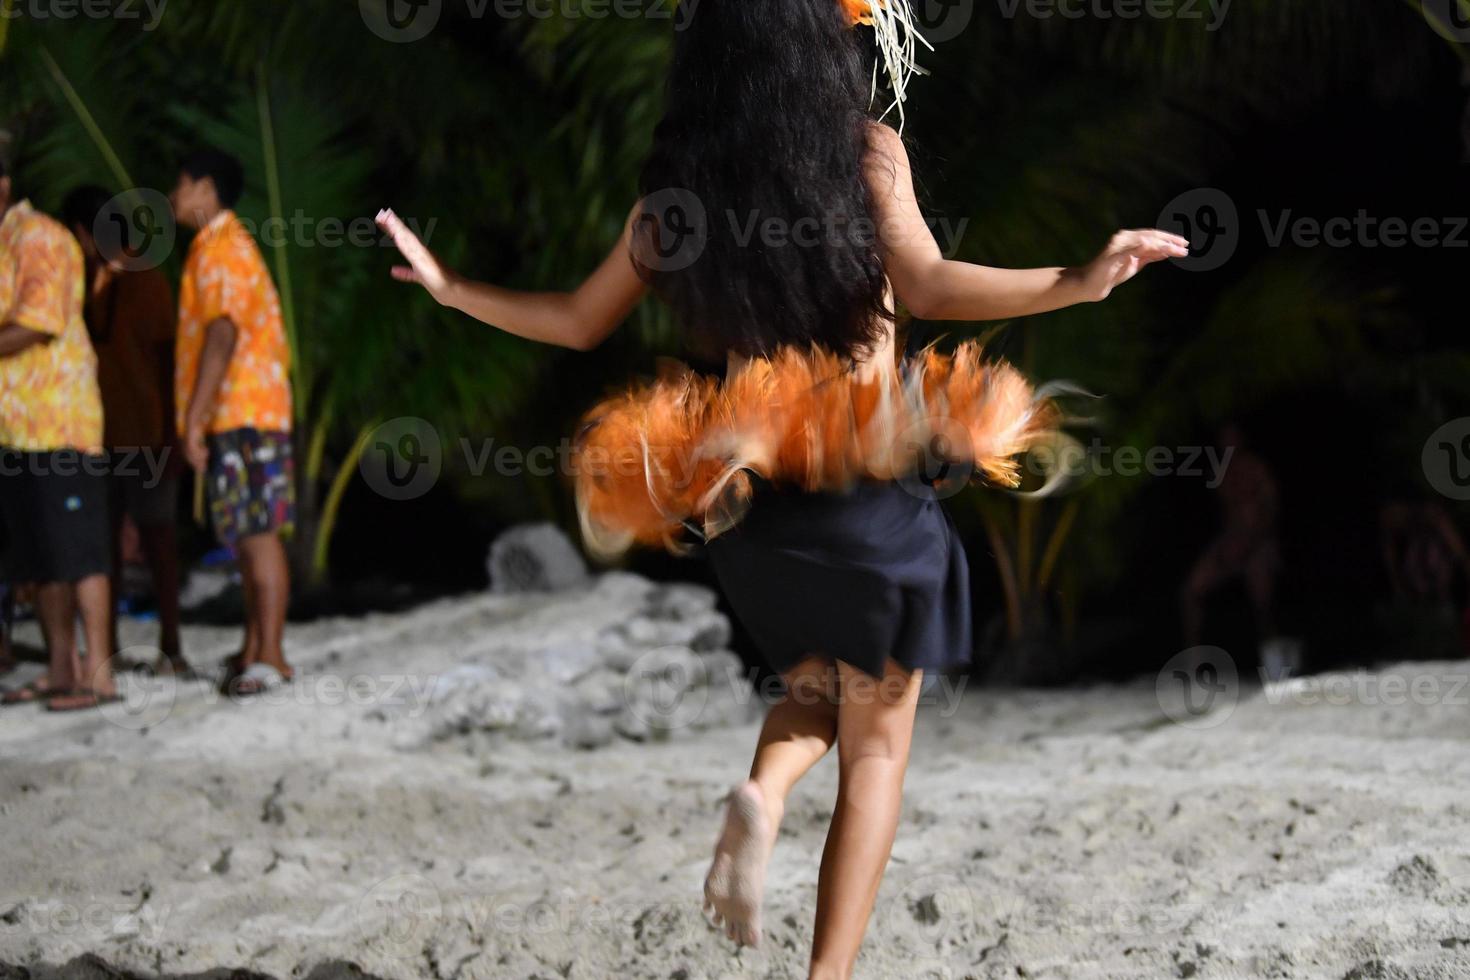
[426,680,523,738]
[511,691,563,741]
[692,679,757,731]
[614,702,651,741]
[429,664,503,702]
[594,570,658,606]
[564,712,615,750]
[488,523,590,594]
[532,642,602,684]
[571,668,626,714]
[613,612,732,652]
[625,646,706,692]
[597,633,644,673]
[686,611,732,651]
[647,582,719,620]
[696,650,746,689]
[477,686,524,730]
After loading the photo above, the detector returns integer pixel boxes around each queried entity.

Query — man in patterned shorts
[170,148,295,697]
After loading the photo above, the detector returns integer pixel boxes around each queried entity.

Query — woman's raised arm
[863,122,1189,321]
[376,205,649,351]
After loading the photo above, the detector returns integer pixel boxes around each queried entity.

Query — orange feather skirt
[572,341,1058,559]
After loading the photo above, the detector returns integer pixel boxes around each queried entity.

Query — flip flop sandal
[44,689,123,713]
[217,653,250,695]
[1,680,66,706]
[232,663,291,697]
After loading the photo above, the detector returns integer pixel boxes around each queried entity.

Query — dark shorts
[706,473,972,680]
[0,448,112,583]
[205,429,295,549]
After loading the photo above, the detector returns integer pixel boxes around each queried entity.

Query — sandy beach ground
[2,572,1469,980]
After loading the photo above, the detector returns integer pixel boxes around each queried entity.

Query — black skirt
[705,472,973,680]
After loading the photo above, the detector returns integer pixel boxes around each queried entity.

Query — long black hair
[636,0,894,363]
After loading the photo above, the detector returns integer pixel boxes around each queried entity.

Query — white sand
[2,575,1469,979]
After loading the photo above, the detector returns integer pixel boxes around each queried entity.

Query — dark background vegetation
[3,0,1467,683]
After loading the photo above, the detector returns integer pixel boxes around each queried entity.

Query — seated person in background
[1380,499,1470,656]
[1380,499,1467,607]
[62,185,188,676]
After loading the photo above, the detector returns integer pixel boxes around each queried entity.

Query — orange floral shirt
[176,210,293,436]
[0,201,104,453]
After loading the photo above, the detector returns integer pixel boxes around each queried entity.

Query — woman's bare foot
[703,779,781,947]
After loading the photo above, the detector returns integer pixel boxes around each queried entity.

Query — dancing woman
[379,1,1185,975]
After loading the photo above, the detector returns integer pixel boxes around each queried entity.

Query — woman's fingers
[1123,237,1188,262]
[1128,227,1191,251]
[378,208,429,266]
[377,208,447,291]
[1113,228,1190,258]
[377,208,431,267]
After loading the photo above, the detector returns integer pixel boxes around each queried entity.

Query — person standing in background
[1182,422,1282,652]
[0,131,117,712]
[62,186,189,677]
[169,148,295,697]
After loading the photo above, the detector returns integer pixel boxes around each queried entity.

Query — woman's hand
[1074,229,1191,302]
[376,208,460,306]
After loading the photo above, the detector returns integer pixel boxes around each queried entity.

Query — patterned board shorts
[206,428,295,549]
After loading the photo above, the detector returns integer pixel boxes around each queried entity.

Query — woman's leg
[809,658,923,980]
[749,656,841,813]
[705,656,840,947]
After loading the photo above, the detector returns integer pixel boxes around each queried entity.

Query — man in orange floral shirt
[0,132,117,711]
[170,148,295,696]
